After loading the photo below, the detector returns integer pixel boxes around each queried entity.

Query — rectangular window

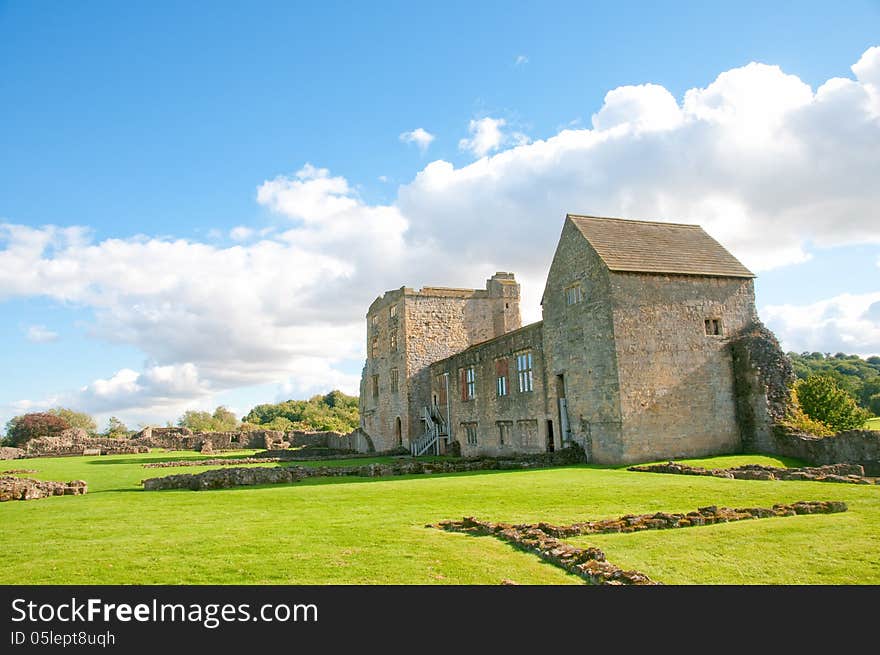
[371,314,379,326]
[390,304,398,319]
[371,335,379,358]
[390,331,398,352]
[704,318,722,336]
[390,368,399,393]
[516,350,534,393]
[371,374,379,400]
[462,422,478,445]
[565,283,584,306]
[466,366,476,400]
[495,358,509,397]
[497,421,512,446]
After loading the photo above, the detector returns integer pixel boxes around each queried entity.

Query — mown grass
[1,450,877,584]
[865,417,880,430]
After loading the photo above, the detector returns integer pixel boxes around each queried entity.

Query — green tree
[794,375,872,432]
[48,407,97,433]
[242,390,359,433]
[177,406,240,432]
[104,416,129,438]
[211,406,239,431]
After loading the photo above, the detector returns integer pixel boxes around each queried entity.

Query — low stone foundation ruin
[629,461,877,484]
[0,476,87,501]
[431,500,847,585]
[142,445,587,490]
[22,429,149,458]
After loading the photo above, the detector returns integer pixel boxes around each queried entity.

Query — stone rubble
[431,500,847,585]
[0,476,87,502]
[628,461,877,484]
[141,446,587,491]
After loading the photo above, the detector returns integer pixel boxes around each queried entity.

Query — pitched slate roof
[568,214,755,278]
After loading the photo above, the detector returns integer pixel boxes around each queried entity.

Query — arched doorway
[395,417,402,447]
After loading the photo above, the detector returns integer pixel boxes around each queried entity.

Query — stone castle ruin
[359,214,792,465]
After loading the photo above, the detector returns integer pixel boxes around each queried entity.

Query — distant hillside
[787,352,880,415]
[242,390,359,433]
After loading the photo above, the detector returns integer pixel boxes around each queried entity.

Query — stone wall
[629,461,874,484]
[142,444,587,490]
[24,429,149,457]
[0,447,25,460]
[730,321,796,453]
[287,429,371,452]
[0,476,87,501]
[359,273,521,451]
[540,219,621,463]
[429,321,551,457]
[132,427,283,451]
[772,429,880,475]
[610,272,757,464]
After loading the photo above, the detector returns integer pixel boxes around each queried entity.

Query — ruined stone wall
[541,220,621,463]
[0,447,25,460]
[730,321,796,453]
[430,321,549,457]
[286,430,369,452]
[772,429,880,475]
[360,274,521,452]
[609,272,757,464]
[132,427,282,451]
[24,429,149,457]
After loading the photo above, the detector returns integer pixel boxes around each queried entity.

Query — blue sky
[1,1,879,430]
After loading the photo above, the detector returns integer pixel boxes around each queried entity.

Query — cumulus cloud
[229,226,253,241]
[4,46,880,422]
[458,117,527,157]
[25,324,59,343]
[763,292,880,357]
[399,128,435,152]
[515,55,529,66]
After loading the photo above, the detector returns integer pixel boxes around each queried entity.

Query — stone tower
[359,273,521,451]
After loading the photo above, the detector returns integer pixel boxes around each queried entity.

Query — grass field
[866,417,880,430]
[1,449,878,584]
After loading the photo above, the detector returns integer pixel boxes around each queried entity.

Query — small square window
[704,319,722,336]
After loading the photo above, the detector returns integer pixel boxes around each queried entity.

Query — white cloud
[399,128,436,152]
[4,46,880,422]
[458,117,507,157]
[25,324,59,343]
[229,226,253,241]
[515,55,529,66]
[763,292,880,357]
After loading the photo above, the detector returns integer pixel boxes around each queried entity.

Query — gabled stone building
[359,214,774,465]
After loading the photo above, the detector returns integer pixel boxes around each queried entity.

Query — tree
[242,390,359,433]
[48,407,97,433]
[211,406,239,431]
[177,406,240,432]
[794,375,872,432]
[5,412,71,447]
[104,417,129,439]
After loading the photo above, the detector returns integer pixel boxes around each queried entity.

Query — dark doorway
[395,417,402,446]
[546,420,555,452]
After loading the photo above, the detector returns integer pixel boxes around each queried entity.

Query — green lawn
[866,417,880,430]
[1,450,878,584]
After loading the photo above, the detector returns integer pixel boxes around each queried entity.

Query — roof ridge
[567,213,702,229]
